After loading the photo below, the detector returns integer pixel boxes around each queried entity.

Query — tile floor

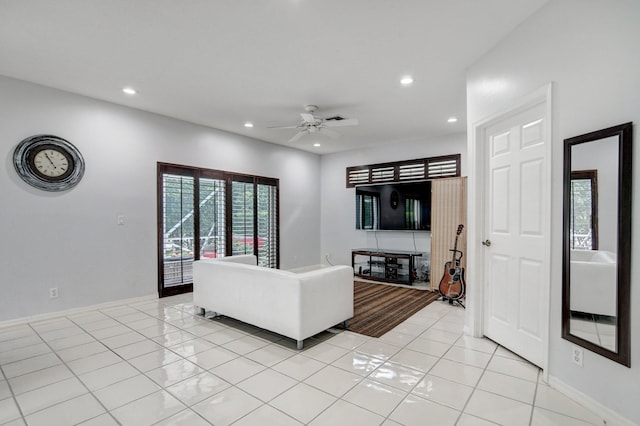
[0,294,606,425]
[569,314,616,352]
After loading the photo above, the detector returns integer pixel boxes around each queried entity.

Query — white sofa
[193,255,354,349]
[570,249,617,316]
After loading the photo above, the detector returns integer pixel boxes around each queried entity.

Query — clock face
[13,135,85,191]
[30,145,74,180]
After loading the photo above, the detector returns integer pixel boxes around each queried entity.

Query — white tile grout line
[4,302,469,424]
[293,305,588,426]
[0,297,604,426]
[25,314,137,424]
[0,354,27,425]
[4,300,201,423]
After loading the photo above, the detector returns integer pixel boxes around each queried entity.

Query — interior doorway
[468,84,552,369]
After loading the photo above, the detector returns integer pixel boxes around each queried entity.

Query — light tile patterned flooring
[0,294,605,425]
[569,316,616,352]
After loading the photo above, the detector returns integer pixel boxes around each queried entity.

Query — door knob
[482,239,492,247]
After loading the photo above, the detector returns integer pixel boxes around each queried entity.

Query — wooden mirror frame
[562,122,632,367]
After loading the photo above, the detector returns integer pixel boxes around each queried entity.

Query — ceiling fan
[269,105,359,143]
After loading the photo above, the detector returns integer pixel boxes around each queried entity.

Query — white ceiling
[0,0,548,154]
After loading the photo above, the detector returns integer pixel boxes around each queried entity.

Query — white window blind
[162,174,195,287]
[398,163,425,180]
[257,183,278,268]
[231,180,255,256]
[346,154,460,187]
[199,177,226,259]
[570,170,598,250]
[158,164,279,296]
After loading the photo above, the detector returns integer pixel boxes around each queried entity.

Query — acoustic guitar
[438,224,465,302]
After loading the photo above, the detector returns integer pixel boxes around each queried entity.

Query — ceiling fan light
[400,76,414,85]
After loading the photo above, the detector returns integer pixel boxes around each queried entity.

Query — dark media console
[352,248,426,285]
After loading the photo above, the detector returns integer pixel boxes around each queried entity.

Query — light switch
[117,214,125,225]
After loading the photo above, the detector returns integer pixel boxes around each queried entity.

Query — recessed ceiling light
[447,117,458,123]
[244,122,254,128]
[313,143,321,147]
[400,76,414,85]
[122,87,136,95]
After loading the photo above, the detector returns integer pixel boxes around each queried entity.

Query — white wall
[466,0,640,423]
[320,133,467,268]
[0,76,321,322]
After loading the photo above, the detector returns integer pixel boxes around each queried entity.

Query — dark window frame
[569,169,598,250]
[157,162,279,297]
[346,154,461,188]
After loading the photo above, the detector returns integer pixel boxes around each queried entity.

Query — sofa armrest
[296,265,354,334]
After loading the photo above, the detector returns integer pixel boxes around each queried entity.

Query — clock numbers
[33,149,70,178]
[14,135,84,191]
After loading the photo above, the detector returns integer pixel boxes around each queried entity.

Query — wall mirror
[562,122,632,367]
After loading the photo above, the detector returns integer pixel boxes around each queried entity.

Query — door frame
[467,83,553,373]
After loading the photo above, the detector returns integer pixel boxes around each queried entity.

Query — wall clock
[13,134,85,191]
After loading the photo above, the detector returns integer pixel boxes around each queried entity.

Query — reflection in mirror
[569,170,598,250]
[570,139,616,350]
[563,122,632,367]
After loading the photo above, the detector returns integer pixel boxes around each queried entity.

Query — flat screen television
[355,181,431,231]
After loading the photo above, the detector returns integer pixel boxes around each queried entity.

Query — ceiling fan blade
[267,124,300,129]
[288,130,307,143]
[323,118,359,127]
[319,127,341,139]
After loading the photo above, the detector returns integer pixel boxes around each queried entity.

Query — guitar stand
[438,296,465,309]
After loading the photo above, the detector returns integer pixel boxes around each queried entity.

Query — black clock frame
[13,134,85,192]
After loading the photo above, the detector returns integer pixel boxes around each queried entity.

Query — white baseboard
[547,374,637,426]
[0,294,158,330]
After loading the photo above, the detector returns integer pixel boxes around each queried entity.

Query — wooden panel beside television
[430,177,467,292]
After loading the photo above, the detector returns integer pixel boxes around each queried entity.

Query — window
[257,183,278,267]
[570,170,598,250]
[346,154,461,188]
[231,180,255,256]
[199,176,227,259]
[158,163,279,297]
[161,173,195,288]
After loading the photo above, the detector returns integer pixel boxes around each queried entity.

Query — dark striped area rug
[347,281,440,338]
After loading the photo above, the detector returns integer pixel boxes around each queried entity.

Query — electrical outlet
[572,346,584,367]
[49,287,59,299]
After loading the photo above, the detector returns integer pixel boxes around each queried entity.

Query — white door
[482,99,550,368]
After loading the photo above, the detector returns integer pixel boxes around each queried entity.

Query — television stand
[352,248,425,285]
